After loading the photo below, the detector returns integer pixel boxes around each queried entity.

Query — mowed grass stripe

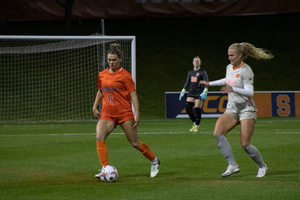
[0,117,300,200]
[1,130,300,137]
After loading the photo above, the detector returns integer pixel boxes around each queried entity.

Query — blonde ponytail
[230,42,274,60]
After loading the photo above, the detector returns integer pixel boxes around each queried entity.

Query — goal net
[0,35,136,123]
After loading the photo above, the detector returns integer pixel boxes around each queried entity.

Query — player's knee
[213,132,220,137]
[242,145,249,152]
[185,102,194,114]
[130,140,141,149]
[96,132,107,141]
[213,127,226,137]
[241,141,251,149]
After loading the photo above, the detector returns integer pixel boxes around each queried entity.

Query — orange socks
[97,141,155,165]
[96,141,109,166]
[138,142,156,161]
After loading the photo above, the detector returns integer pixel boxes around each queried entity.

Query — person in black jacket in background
[179,56,209,132]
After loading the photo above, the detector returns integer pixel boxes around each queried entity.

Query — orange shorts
[99,113,134,126]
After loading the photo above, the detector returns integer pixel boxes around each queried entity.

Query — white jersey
[225,63,257,113]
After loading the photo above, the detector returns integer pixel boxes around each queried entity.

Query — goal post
[0,35,136,123]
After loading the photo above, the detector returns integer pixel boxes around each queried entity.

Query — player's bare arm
[199,80,209,86]
[130,91,139,127]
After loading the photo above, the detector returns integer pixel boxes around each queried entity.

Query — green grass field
[1,117,299,200]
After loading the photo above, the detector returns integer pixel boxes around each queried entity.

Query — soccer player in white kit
[200,42,273,177]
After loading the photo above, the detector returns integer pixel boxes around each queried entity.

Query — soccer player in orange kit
[93,43,160,178]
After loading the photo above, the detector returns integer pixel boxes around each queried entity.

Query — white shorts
[224,110,257,121]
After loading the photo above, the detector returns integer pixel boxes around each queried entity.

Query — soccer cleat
[222,165,240,177]
[150,157,160,178]
[189,125,196,132]
[193,126,199,132]
[95,167,105,179]
[257,165,268,177]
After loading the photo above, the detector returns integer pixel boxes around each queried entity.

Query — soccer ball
[100,165,118,183]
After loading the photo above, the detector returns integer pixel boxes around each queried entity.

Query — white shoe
[257,165,268,177]
[150,157,160,177]
[222,165,240,177]
[95,167,105,179]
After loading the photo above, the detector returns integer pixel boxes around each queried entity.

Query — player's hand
[221,84,233,93]
[133,114,139,127]
[179,89,186,101]
[199,80,209,87]
[179,92,184,101]
[200,91,207,100]
[93,107,100,119]
[200,88,208,100]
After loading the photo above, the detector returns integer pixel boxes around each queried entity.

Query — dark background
[1,13,300,119]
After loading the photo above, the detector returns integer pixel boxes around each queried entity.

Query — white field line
[1,130,300,137]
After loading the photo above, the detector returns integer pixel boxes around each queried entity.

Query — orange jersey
[97,67,135,117]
